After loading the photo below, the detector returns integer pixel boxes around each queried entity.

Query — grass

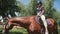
[0,28,60,34]
[9,28,28,34]
[0,28,28,34]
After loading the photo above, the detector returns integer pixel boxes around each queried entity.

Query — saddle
[35,16,50,27]
[35,16,44,27]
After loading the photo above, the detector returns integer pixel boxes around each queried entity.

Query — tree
[57,12,60,27]
[41,0,54,18]
[16,1,26,16]
[26,0,37,16]
[0,0,19,18]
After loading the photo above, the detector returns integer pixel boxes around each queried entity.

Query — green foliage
[17,0,37,16]
[41,0,55,18]
[58,29,60,34]
[16,1,26,16]
[30,0,37,15]
[0,0,19,17]
[0,0,16,12]
[57,12,60,27]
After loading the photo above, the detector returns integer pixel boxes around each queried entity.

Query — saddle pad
[46,19,51,25]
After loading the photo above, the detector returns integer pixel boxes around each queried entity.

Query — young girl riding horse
[37,1,48,34]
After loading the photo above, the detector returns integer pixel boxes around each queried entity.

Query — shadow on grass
[0,31,24,34]
[9,32,23,34]
[0,29,27,34]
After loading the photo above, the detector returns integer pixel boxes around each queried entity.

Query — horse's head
[4,17,10,20]
[2,17,10,24]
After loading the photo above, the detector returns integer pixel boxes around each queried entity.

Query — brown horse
[2,16,58,34]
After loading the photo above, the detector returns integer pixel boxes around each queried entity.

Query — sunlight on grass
[0,28,28,34]
[9,28,28,34]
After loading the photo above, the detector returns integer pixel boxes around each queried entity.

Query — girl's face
[38,4,42,7]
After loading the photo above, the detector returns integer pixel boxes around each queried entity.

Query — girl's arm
[40,7,44,16]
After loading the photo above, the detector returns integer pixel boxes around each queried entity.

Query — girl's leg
[41,15,48,34]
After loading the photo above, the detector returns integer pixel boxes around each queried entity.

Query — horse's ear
[4,17,10,21]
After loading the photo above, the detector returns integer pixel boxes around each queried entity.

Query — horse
[2,16,58,34]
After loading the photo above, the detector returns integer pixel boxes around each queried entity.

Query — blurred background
[0,0,60,34]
